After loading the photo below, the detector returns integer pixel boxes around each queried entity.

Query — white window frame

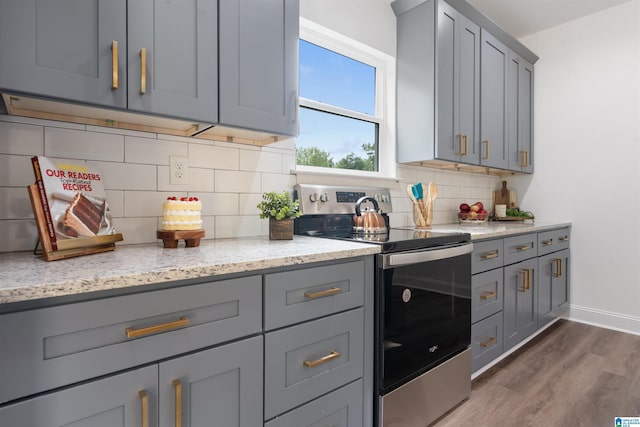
[296,17,397,180]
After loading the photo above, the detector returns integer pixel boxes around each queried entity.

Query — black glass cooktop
[304,227,471,253]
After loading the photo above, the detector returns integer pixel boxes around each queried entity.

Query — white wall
[511,0,640,333]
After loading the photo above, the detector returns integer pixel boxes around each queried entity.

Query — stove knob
[320,192,329,202]
[309,192,318,202]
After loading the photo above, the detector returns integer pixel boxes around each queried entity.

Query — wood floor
[433,320,640,426]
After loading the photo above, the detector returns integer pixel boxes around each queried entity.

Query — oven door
[376,243,473,394]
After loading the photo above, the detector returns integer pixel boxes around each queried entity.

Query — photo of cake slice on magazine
[31,156,117,245]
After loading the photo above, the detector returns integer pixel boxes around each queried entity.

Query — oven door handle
[381,243,474,269]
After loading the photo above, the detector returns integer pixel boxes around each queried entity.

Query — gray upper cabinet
[508,51,534,173]
[0,0,127,109]
[219,0,299,136]
[480,29,509,169]
[127,0,218,123]
[436,1,480,164]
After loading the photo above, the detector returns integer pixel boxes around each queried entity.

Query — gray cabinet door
[0,0,127,108]
[0,365,157,427]
[503,258,537,351]
[159,336,263,427]
[127,0,218,123]
[480,29,508,169]
[551,249,570,316]
[219,0,299,136]
[507,51,534,173]
[436,1,480,164]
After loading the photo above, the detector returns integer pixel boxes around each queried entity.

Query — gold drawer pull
[553,258,563,278]
[480,337,497,348]
[140,48,147,94]
[111,41,119,89]
[480,252,498,260]
[126,316,189,339]
[173,379,182,427]
[480,291,497,300]
[304,287,341,299]
[559,236,569,242]
[464,134,469,155]
[139,390,149,427]
[516,245,531,251]
[303,350,341,368]
[542,239,553,246]
[519,269,531,292]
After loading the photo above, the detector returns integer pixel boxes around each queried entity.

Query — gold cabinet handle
[173,379,182,427]
[457,134,469,156]
[482,140,489,160]
[464,134,469,155]
[303,350,341,368]
[140,48,147,94]
[481,252,498,260]
[457,134,464,155]
[542,239,554,246]
[111,41,119,90]
[520,150,529,167]
[304,287,342,299]
[126,317,189,339]
[516,245,531,252]
[480,291,497,300]
[480,337,497,348]
[559,236,569,242]
[139,390,149,427]
[553,258,563,278]
[519,269,531,291]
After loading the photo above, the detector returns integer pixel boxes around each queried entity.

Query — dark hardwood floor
[433,320,640,426]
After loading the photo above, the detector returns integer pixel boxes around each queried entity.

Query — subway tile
[125,136,188,165]
[261,173,296,193]
[215,170,261,193]
[215,215,262,238]
[239,193,263,216]
[45,127,124,162]
[0,114,86,130]
[89,161,157,191]
[0,155,38,187]
[157,166,214,192]
[0,219,38,252]
[240,150,282,173]
[86,125,156,138]
[191,192,238,216]
[213,139,260,151]
[282,153,296,174]
[113,217,158,245]
[124,191,169,217]
[105,190,124,218]
[157,133,206,144]
[0,187,34,220]
[189,144,239,170]
[0,121,43,155]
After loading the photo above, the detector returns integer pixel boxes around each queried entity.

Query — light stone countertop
[0,221,570,307]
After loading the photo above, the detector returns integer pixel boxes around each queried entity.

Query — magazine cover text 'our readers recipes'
[32,156,117,250]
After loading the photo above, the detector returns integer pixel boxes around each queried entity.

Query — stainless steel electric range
[293,184,473,427]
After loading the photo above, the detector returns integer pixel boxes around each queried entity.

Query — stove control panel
[294,184,393,215]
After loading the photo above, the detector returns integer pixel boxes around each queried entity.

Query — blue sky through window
[298,40,378,167]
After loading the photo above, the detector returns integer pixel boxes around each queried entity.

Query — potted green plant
[257,191,301,240]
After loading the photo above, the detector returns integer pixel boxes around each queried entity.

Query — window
[297,18,395,177]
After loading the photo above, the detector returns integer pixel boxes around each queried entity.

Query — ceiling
[466,0,633,38]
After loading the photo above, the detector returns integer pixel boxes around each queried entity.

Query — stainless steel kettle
[353,196,387,234]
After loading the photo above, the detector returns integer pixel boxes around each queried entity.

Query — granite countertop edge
[0,221,571,305]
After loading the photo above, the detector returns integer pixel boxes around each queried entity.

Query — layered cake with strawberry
[162,196,202,231]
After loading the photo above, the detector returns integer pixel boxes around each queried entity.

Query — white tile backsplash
[0,114,501,251]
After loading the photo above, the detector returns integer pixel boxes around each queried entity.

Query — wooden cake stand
[157,229,205,248]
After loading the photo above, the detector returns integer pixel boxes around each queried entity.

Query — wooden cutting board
[493,181,517,208]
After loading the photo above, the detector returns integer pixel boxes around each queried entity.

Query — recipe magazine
[31,156,117,251]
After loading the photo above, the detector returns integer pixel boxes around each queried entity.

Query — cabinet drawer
[503,233,537,265]
[0,275,262,404]
[472,268,504,323]
[265,379,363,427]
[538,228,570,256]
[264,308,364,419]
[471,311,503,372]
[471,239,504,274]
[264,260,365,330]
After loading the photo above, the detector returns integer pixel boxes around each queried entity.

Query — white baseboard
[567,304,640,336]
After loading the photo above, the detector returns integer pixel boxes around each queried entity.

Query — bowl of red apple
[458,202,489,223]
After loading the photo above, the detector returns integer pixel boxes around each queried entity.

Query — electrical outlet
[170,156,189,185]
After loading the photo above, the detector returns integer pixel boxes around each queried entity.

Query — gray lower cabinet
[538,249,570,327]
[471,311,503,372]
[0,365,157,427]
[503,257,538,351]
[219,0,299,136]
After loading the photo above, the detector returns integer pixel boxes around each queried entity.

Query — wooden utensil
[493,181,517,210]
